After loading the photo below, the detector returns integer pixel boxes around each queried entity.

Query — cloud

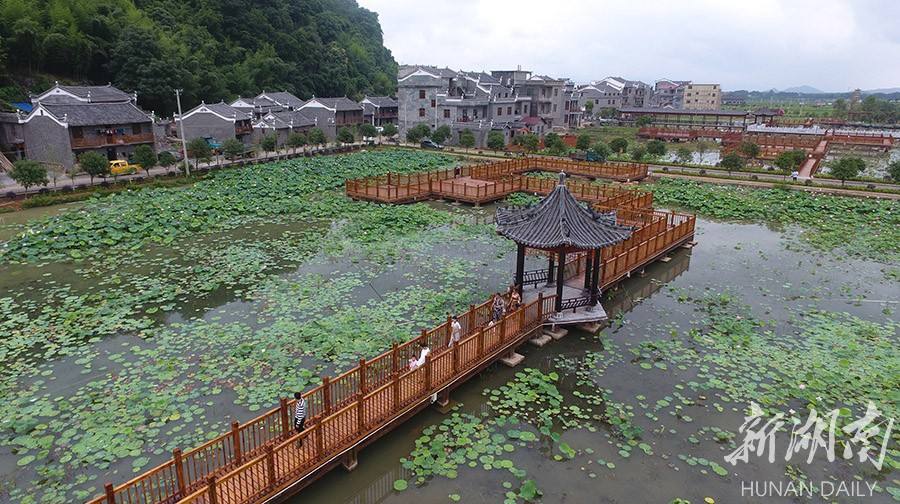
[358,0,900,91]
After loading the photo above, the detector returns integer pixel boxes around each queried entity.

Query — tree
[720,152,744,175]
[132,145,158,176]
[774,150,806,180]
[260,134,278,155]
[158,151,177,168]
[630,146,646,161]
[337,127,355,144]
[430,125,451,144]
[829,157,864,186]
[187,137,213,167]
[589,142,611,162]
[739,141,760,160]
[46,163,65,188]
[635,115,653,127]
[459,129,476,151]
[308,128,327,147]
[9,160,47,191]
[68,164,81,185]
[583,100,594,116]
[78,151,109,184]
[646,140,666,157]
[358,123,377,139]
[406,124,430,143]
[575,133,592,151]
[516,133,540,153]
[833,98,847,119]
[381,123,398,138]
[544,133,567,156]
[675,147,692,164]
[888,160,900,182]
[609,137,628,154]
[487,130,506,150]
[222,138,247,159]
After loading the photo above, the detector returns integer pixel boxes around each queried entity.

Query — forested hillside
[0,0,397,114]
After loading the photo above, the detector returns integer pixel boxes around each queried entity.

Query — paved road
[649,164,898,192]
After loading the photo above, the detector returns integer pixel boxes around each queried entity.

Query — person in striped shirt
[293,392,307,447]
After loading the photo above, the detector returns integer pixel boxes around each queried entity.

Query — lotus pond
[0,152,897,503]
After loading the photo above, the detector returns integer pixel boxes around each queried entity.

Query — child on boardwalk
[293,391,307,447]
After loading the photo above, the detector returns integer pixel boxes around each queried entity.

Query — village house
[252,109,317,146]
[360,96,399,126]
[18,83,155,169]
[175,101,254,146]
[297,97,364,140]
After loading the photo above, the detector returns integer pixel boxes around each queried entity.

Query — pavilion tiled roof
[496,173,634,250]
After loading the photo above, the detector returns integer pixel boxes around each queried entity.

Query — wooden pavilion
[496,172,634,323]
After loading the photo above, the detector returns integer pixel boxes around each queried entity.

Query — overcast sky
[357,0,900,92]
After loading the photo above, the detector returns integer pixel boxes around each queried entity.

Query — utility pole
[174,89,191,176]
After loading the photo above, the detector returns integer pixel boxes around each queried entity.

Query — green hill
[0,0,397,114]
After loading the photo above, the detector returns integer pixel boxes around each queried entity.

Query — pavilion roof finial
[558,171,566,186]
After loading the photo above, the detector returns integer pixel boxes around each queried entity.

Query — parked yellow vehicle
[109,159,141,175]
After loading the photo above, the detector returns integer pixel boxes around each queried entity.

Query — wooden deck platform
[345,157,649,206]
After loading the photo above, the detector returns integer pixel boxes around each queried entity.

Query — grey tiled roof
[45,84,132,103]
[496,174,633,250]
[260,91,305,109]
[41,102,152,126]
[188,102,251,121]
[362,96,398,108]
[307,97,362,112]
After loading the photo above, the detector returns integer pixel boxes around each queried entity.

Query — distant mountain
[863,87,900,94]
[780,85,825,94]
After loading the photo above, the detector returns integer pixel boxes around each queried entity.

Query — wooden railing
[346,165,653,208]
[90,293,555,504]
[71,132,155,149]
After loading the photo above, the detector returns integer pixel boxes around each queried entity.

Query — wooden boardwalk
[344,157,649,205]
[90,165,695,504]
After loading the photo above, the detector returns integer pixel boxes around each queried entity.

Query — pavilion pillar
[554,250,566,313]
[582,251,592,289]
[515,244,525,295]
[589,249,601,306]
[546,255,555,286]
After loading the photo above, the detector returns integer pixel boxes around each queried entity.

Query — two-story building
[252,110,316,146]
[297,97,364,140]
[360,96,399,126]
[20,83,155,169]
[175,101,254,146]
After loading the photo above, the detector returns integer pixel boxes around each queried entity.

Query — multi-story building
[576,81,622,116]
[599,77,652,108]
[230,90,305,118]
[397,65,574,147]
[651,79,691,108]
[563,81,582,128]
[296,97,364,140]
[175,101,254,146]
[252,110,316,146]
[682,83,721,110]
[19,83,155,169]
[360,96,399,126]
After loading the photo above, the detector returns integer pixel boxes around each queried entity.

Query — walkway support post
[231,421,242,464]
[537,292,543,319]
[322,376,332,416]
[104,483,116,504]
[279,397,290,437]
[173,448,186,497]
[555,250,566,313]
[265,445,276,489]
[583,251,593,289]
[207,476,218,504]
[590,249,601,306]
[515,243,525,295]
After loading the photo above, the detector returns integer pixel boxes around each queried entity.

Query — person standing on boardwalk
[448,316,462,348]
[508,287,521,312]
[491,293,505,325]
[294,392,307,446]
